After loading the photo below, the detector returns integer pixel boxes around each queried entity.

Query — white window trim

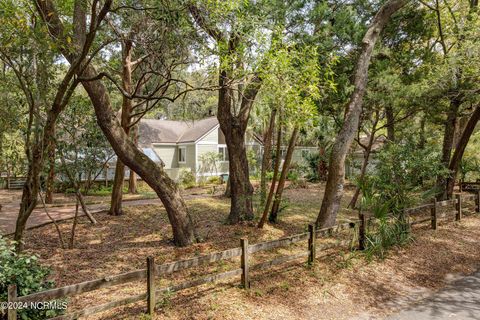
[178,146,187,163]
[218,145,228,162]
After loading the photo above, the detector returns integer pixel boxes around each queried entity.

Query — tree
[316,0,408,228]
[33,0,197,246]
[0,0,93,251]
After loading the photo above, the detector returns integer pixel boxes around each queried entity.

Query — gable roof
[139,117,219,146]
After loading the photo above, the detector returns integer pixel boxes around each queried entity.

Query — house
[138,117,263,181]
[346,135,387,178]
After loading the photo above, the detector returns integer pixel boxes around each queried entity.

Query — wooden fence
[6,192,480,320]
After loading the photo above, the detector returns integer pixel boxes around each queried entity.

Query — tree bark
[436,96,461,200]
[348,112,380,209]
[35,0,197,246]
[128,124,139,194]
[269,127,299,222]
[260,108,276,207]
[188,6,262,223]
[258,116,283,228]
[217,70,261,223]
[316,0,407,228]
[445,104,480,197]
[109,39,133,216]
[45,127,55,204]
[385,105,395,142]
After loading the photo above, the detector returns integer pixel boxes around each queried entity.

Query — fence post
[476,190,480,213]
[146,256,156,316]
[8,284,17,320]
[240,238,250,289]
[455,194,462,221]
[308,224,316,266]
[431,198,437,230]
[358,213,366,250]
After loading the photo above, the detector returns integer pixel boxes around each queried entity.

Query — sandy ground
[9,184,480,319]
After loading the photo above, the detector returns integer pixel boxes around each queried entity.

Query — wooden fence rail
[6,193,479,319]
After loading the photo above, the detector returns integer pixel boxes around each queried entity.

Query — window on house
[218,146,228,161]
[178,147,186,163]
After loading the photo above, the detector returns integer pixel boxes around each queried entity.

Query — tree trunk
[128,124,139,194]
[258,117,283,228]
[217,69,261,223]
[109,40,133,216]
[269,127,299,222]
[348,113,380,209]
[316,0,407,228]
[436,97,461,200]
[34,0,196,246]
[445,104,480,197]
[15,112,58,251]
[348,139,374,209]
[45,127,55,204]
[385,105,395,142]
[260,108,276,207]
[317,146,328,181]
[223,125,255,223]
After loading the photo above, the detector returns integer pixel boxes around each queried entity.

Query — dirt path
[0,197,166,235]
[386,270,480,320]
[0,185,220,236]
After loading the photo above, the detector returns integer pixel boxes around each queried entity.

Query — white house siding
[292,147,317,164]
[178,144,196,170]
[200,127,219,144]
[153,145,177,169]
[196,144,227,176]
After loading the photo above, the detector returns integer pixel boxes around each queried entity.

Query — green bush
[0,237,65,319]
[207,176,221,185]
[364,140,449,213]
[359,178,412,260]
[179,169,196,189]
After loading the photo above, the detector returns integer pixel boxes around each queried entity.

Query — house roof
[108,148,162,164]
[139,117,219,146]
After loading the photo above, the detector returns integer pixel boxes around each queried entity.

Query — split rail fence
[6,191,480,320]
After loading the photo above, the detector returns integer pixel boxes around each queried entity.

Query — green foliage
[364,140,449,213]
[198,152,222,177]
[56,94,113,192]
[179,169,196,189]
[364,216,412,260]
[0,237,65,319]
[207,176,222,184]
[246,149,259,174]
[359,182,412,260]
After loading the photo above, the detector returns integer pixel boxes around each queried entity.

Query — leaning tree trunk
[436,97,461,200]
[269,127,299,222]
[15,111,58,251]
[34,0,196,246]
[128,124,139,194]
[110,40,133,216]
[445,104,480,197]
[316,0,407,228]
[80,65,196,245]
[260,108,276,207]
[45,128,56,204]
[258,115,283,228]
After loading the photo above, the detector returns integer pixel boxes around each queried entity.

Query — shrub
[207,176,221,185]
[359,178,412,260]
[0,237,65,319]
[179,169,196,189]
